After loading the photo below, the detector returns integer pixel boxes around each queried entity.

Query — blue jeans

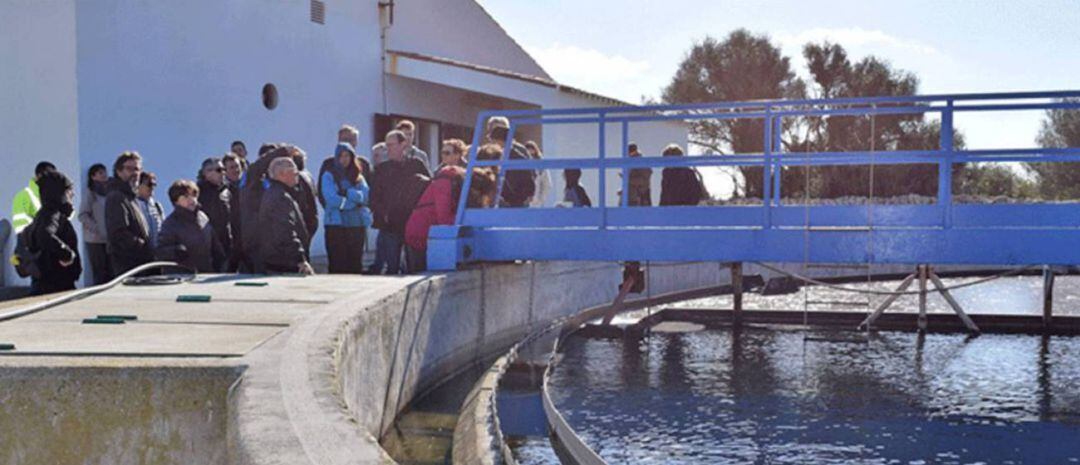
[372,230,404,275]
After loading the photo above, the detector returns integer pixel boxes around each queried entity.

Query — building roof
[387,49,630,108]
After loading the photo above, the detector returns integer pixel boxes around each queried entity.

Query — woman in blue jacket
[321,143,372,274]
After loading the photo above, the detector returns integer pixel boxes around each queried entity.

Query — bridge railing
[429,91,1080,268]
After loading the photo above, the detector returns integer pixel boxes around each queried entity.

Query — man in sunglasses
[135,171,165,249]
[198,157,233,272]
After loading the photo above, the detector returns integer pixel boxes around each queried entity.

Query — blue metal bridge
[428,91,1080,271]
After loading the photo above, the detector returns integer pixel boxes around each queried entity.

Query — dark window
[310,0,326,24]
[262,83,278,110]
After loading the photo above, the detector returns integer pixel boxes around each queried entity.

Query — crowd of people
[8,116,705,296]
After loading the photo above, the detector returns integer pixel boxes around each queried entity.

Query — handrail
[436,91,1080,269]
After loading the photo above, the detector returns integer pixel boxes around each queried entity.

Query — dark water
[543,327,1080,465]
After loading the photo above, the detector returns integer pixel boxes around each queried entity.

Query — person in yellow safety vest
[11,162,56,233]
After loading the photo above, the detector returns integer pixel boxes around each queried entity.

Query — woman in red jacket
[405,163,497,272]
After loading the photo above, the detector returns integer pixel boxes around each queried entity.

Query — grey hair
[486,116,510,133]
[268,156,298,179]
[386,130,406,144]
[338,124,359,141]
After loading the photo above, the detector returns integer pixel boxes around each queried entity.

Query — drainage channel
[381,364,489,465]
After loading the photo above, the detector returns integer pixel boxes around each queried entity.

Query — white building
[1,0,686,286]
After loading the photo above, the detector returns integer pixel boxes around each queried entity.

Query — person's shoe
[361,268,382,275]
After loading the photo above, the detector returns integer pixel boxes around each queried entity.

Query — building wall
[73,0,386,262]
[0,0,80,286]
[388,0,550,80]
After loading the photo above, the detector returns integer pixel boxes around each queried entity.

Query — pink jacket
[405,166,464,251]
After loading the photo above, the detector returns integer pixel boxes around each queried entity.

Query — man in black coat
[156,180,225,273]
[197,157,232,270]
[368,130,429,275]
[659,144,706,206]
[257,157,314,275]
[29,170,82,295]
[223,152,247,271]
[105,151,154,275]
[485,116,535,208]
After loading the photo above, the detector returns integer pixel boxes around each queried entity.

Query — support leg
[1043,266,1055,331]
[732,262,743,327]
[928,271,980,334]
[601,274,636,325]
[918,265,928,332]
[858,272,917,330]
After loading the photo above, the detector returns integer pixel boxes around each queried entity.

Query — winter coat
[11,179,40,233]
[31,174,81,292]
[238,148,289,267]
[499,142,536,208]
[660,167,705,206]
[628,167,653,207]
[257,179,310,273]
[197,180,233,258]
[296,171,319,244]
[370,157,430,235]
[226,181,243,263]
[156,207,225,273]
[564,185,592,207]
[105,177,153,273]
[405,166,464,251]
[137,197,165,248]
[77,184,109,244]
[320,167,372,228]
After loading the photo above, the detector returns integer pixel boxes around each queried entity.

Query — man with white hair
[485,116,535,207]
[257,157,314,275]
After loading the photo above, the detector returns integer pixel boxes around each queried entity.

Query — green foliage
[661,29,804,197]
[1028,98,1080,200]
[662,35,1033,201]
[954,163,1036,200]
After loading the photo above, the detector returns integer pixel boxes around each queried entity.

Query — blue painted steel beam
[463,228,1080,266]
[477,90,1080,118]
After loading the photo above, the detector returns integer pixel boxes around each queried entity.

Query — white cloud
[775,27,940,56]
[526,43,657,103]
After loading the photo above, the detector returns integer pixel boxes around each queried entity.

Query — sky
[477,0,1080,152]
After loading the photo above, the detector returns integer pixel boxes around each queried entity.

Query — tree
[1028,98,1080,200]
[662,29,804,198]
[797,42,945,199]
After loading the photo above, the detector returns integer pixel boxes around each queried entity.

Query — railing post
[491,120,517,210]
[771,116,783,207]
[621,120,630,208]
[455,113,488,224]
[762,107,773,228]
[939,100,954,228]
[599,112,607,229]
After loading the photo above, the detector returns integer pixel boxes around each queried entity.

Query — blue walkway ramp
[429,91,1080,270]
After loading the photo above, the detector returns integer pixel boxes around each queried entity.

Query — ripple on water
[542,328,1080,465]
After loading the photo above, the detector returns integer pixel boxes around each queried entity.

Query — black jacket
[105,177,154,273]
[660,167,704,206]
[499,141,536,208]
[257,179,310,273]
[197,180,232,259]
[156,207,225,273]
[226,181,244,268]
[239,149,286,268]
[295,171,319,246]
[31,174,82,293]
[370,157,429,234]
